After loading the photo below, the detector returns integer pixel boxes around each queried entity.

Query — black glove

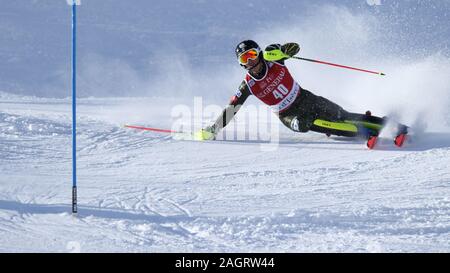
[281,43,300,58]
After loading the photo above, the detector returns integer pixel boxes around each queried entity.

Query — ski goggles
[238,48,260,65]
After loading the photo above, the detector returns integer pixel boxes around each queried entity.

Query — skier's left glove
[194,125,216,141]
[282,43,300,58]
[263,43,300,61]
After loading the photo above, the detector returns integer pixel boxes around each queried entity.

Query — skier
[196,40,407,148]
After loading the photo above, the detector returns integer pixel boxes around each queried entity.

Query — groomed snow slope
[0,94,449,252]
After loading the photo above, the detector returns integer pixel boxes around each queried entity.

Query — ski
[366,124,409,149]
[366,135,378,149]
[393,124,409,148]
[394,133,407,147]
[393,124,408,147]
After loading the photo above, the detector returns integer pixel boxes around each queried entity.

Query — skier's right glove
[194,125,217,141]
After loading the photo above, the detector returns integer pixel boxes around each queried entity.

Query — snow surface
[1,0,449,252]
[1,95,449,252]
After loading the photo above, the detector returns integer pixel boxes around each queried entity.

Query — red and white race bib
[245,62,301,113]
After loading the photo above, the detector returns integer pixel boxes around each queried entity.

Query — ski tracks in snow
[0,98,449,252]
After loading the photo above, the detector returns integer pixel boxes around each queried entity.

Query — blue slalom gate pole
[71,1,77,214]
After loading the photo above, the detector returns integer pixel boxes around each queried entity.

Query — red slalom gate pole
[292,56,385,76]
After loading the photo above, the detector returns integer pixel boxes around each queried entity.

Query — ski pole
[292,56,385,76]
[125,124,211,140]
[124,124,181,134]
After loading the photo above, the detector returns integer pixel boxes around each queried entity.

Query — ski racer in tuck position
[197,40,408,148]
